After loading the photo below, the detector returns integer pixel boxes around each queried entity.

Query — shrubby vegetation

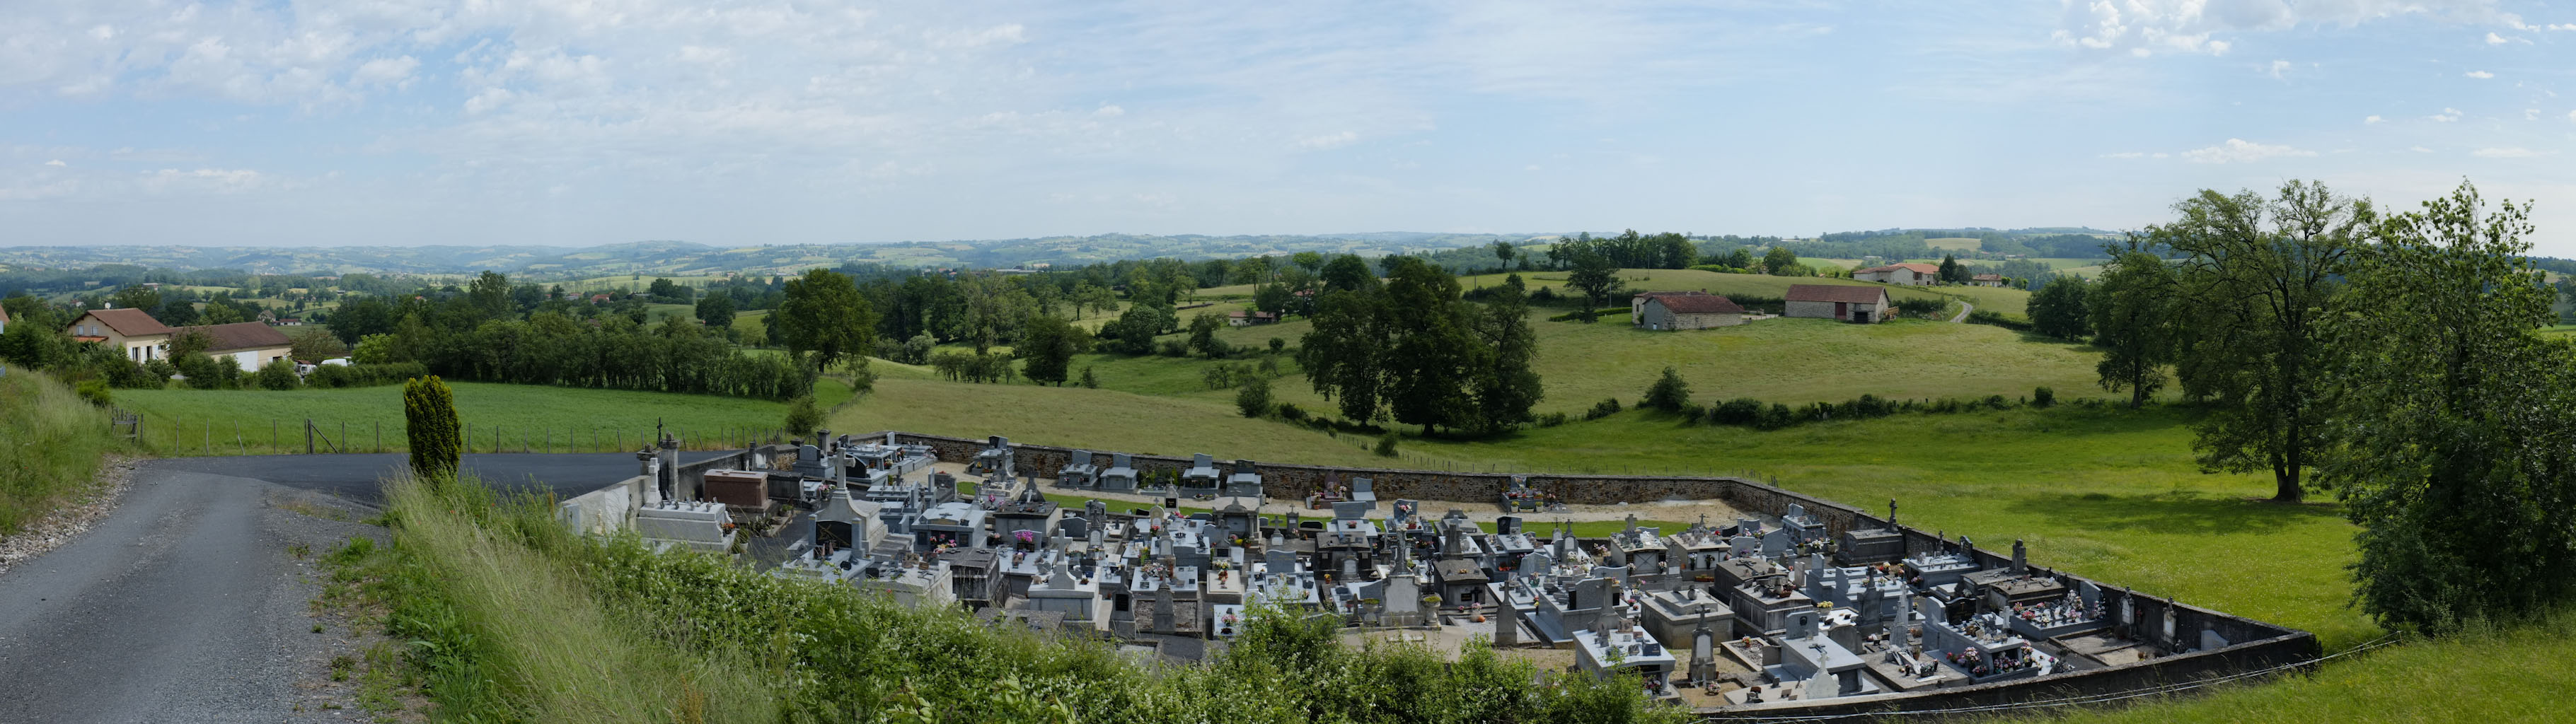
[0,366,126,535]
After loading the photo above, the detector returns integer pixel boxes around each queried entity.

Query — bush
[1640,366,1691,412]
[784,395,824,436]
[1891,297,1948,319]
[1585,397,1623,420]
[1755,402,1797,431]
[1079,366,1099,388]
[1536,411,1570,428]
[1677,402,1705,423]
[403,376,461,482]
[1546,308,1630,322]
[1235,378,1273,419]
[1965,309,2035,332]
[253,358,301,390]
[74,380,111,407]
[1276,402,1307,422]
[307,362,429,388]
[2033,386,2056,408]
[1373,432,1399,457]
[1157,339,1190,357]
[1982,394,2012,410]
[1709,397,1764,426]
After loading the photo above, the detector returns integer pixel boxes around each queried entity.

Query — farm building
[1784,284,1890,324]
[190,322,295,371]
[1854,262,1940,286]
[1970,273,2005,288]
[1636,294,1747,330]
[1630,291,1709,318]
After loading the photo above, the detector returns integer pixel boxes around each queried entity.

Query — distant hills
[0,233,1560,278]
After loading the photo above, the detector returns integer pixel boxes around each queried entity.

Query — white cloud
[1295,131,1360,151]
[2056,0,2508,57]
[2568,110,2576,122]
[350,56,419,88]
[1092,105,1124,117]
[2485,32,2510,44]
[2182,139,2316,164]
[140,168,263,194]
[2551,23,2576,30]
[2432,107,2464,122]
[2364,115,2384,124]
[2265,59,2291,78]
[2411,146,2435,153]
[2472,147,2547,158]
[2466,70,2494,78]
[45,159,66,166]
[2528,108,2541,120]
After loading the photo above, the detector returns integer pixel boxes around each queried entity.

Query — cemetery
[557,429,2319,716]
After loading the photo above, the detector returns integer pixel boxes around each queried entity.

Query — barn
[1784,284,1891,324]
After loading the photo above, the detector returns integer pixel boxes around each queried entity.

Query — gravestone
[2011,539,2028,575]
[1496,605,1520,646]
[1497,516,1522,535]
[1760,530,1791,559]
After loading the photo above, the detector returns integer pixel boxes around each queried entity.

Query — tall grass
[0,366,126,535]
[371,474,774,723]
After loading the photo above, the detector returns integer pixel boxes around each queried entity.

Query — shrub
[1268,337,1286,354]
[253,358,301,390]
[1677,402,1705,423]
[1891,297,1948,319]
[1276,402,1307,422]
[1585,397,1623,420]
[1640,366,1691,412]
[74,380,111,407]
[1079,366,1099,389]
[308,362,429,388]
[1157,339,1190,357]
[1536,411,1570,428]
[1755,402,1797,431]
[2033,386,2056,408]
[403,376,461,482]
[1373,432,1399,457]
[1965,309,2035,332]
[1982,394,2013,410]
[1709,397,1764,426]
[784,395,824,436]
[1235,378,1273,419]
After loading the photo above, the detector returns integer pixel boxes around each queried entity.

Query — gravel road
[0,452,722,723]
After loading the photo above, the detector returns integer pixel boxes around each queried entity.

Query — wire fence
[1696,634,2403,723]
[113,410,791,457]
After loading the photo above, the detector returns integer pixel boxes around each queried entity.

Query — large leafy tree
[694,294,737,329]
[1380,257,1477,434]
[1467,274,1542,435]
[1016,313,1082,386]
[2160,180,2369,503]
[1561,243,1624,322]
[1299,286,1391,423]
[773,269,877,372]
[2089,246,2179,408]
[2026,276,2093,340]
[2323,181,2575,632]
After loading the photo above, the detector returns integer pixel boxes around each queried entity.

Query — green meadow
[112,378,853,456]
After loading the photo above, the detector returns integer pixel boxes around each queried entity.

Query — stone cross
[2011,539,2027,575]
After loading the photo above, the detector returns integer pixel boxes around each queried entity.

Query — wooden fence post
[306,418,314,454]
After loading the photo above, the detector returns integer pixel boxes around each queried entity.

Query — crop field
[112,378,853,456]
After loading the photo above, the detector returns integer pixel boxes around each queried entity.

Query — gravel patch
[0,452,139,576]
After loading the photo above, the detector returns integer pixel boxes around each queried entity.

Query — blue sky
[5,1,2575,255]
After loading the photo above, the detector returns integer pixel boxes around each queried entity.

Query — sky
[4,1,2576,255]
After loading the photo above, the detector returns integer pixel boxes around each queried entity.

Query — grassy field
[2025,614,2576,723]
[1192,305,2096,417]
[1,366,128,535]
[2541,324,2575,337]
[1924,237,1984,251]
[112,378,853,456]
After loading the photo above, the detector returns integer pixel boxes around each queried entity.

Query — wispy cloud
[2472,147,2548,158]
[2182,139,2316,164]
[2364,115,2384,124]
[2432,107,2464,122]
[2465,70,2495,78]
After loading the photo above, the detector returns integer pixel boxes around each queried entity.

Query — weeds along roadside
[324,473,1685,724]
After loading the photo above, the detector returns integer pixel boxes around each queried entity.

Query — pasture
[111,378,853,457]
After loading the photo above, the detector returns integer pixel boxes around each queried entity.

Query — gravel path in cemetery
[0,452,728,722]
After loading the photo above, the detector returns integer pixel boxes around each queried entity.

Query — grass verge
[0,365,127,535]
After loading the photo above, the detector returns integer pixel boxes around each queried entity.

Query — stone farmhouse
[1636,293,1748,331]
[64,308,296,369]
[1784,285,1890,324]
[1854,262,1939,286]
[1970,273,2005,288]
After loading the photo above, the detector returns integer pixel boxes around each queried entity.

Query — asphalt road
[0,452,722,723]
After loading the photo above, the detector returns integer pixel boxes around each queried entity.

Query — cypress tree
[404,375,460,483]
